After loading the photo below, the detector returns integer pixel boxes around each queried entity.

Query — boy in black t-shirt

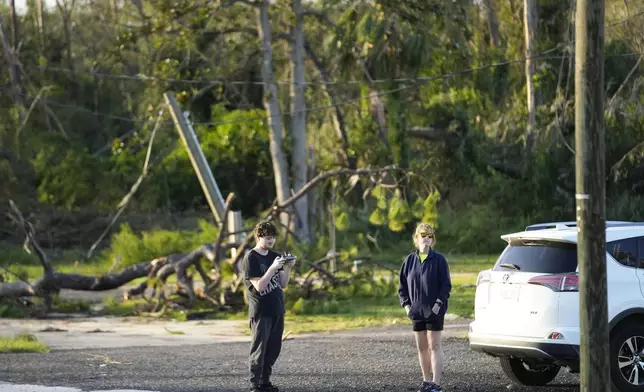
[241,220,295,392]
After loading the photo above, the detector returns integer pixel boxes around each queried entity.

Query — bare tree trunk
[36,0,46,50]
[257,0,291,228]
[481,0,501,48]
[290,0,309,242]
[9,0,19,51]
[0,19,25,122]
[358,57,388,143]
[524,0,538,150]
[56,0,76,79]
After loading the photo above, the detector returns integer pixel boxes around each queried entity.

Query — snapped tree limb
[228,164,405,266]
[1,201,220,309]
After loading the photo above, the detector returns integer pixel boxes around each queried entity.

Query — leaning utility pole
[574,0,610,389]
[164,92,226,225]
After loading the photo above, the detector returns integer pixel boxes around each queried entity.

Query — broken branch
[86,108,166,259]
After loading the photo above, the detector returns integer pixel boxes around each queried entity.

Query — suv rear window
[493,240,578,273]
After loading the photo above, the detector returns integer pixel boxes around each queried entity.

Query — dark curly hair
[254,220,278,238]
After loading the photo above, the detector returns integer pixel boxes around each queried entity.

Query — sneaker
[249,387,262,392]
[427,383,443,392]
[419,381,443,392]
[260,382,279,392]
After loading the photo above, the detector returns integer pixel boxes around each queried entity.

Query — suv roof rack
[525,221,644,231]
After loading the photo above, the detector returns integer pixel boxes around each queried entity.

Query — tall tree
[290,0,309,241]
[55,0,76,80]
[257,0,291,228]
[9,0,19,51]
[524,0,538,151]
[481,0,501,48]
[0,19,24,122]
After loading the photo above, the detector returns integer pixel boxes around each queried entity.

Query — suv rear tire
[610,322,644,392]
[499,357,561,386]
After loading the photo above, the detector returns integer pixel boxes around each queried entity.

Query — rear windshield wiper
[499,263,521,270]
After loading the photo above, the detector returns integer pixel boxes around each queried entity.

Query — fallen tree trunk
[0,252,201,298]
[1,200,222,311]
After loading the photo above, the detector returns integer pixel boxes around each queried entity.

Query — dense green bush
[101,220,221,267]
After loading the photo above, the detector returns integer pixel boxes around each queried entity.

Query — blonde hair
[413,223,435,249]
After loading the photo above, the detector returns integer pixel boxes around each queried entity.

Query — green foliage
[0,300,28,318]
[286,276,398,316]
[436,204,527,254]
[32,147,109,210]
[418,189,441,227]
[162,106,274,213]
[102,222,220,267]
[365,184,440,233]
[0,332,50,353]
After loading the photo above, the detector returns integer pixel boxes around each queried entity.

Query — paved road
[0,329,579,392]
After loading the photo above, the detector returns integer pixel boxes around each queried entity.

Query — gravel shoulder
[0,320,580,392]
[0,316,470,351]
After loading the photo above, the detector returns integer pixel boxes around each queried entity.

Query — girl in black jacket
[398,223,452,392]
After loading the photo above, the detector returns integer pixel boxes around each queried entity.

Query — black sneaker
[260,382,279,392]
[418,381,443,392]
[427,382,443,392]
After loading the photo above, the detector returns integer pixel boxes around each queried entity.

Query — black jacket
[398,249,452,321]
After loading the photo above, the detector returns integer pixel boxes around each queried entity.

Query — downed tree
[0,163,419,315]
[228,164,410,267]
[1,199,229,312]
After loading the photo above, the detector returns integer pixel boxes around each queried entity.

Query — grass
[278,283,477,335]
[271,254,489,335]
[446,253,497,273]
[0,332,50,353]
[2,248,495,336]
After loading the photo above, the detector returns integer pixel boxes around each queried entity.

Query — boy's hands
[279,252,297,268]
[270,256,286,271]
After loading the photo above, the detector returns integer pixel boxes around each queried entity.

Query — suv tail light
[527,273,579,292]
[476,270,491,286]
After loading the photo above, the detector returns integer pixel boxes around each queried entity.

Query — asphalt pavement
[0,327,579,392]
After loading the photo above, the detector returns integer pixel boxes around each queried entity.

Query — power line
[43,100,144,123]
[607,9,644,28]
[39,82,415,126]
[34,49,565,87]
[36,50,644,88]
[23,49,644,128]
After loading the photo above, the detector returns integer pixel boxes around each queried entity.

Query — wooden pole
[329,179,336,274]
[574,0,610,389]
[228,210,243,259]
[164,92,227,225]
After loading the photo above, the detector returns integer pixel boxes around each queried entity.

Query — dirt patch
[0,316,250,350]
[0,315,471,351]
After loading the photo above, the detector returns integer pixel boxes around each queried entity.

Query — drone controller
[278,251,296,270]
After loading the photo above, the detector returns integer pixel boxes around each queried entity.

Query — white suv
[468,221,644,392]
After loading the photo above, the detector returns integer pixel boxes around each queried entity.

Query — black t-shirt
[241,249,285,318]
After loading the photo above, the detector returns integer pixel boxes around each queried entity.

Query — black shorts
[412,318,444,332]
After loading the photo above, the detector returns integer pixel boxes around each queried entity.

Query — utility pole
[574,0,610,390]
[164,92,226,225]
